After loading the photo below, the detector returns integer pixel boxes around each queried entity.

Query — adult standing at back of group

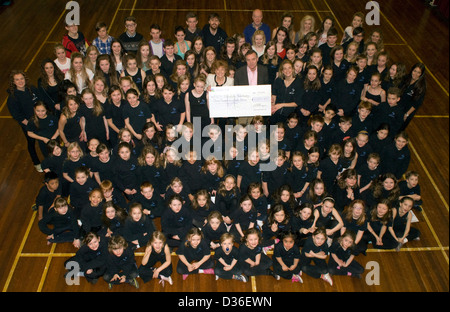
[244,9,271,45]
[202,13,228,55]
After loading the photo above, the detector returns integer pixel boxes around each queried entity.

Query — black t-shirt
[153,98,185,128]
[26,115,58,139]
[41,148,67,179]
[78,103,107,142]
[176,239,211,262]
[273,241,301,266]
[90,156,115,185]
[329,241,355,262]
[237,161,262,193]
[104,100,126,130]
[202,222,228,244]
[202,24,228,55]
[35,185,61,214]
[318,157,344,190]
[230,208,257,230]
[62,157,89,181]
[214,246,239,268]
[122,102,152,135]
[358,162,380,189]
[300,236,329,258]
[68,32,88,55]
[63,111,82,142]
[238,243,263,262]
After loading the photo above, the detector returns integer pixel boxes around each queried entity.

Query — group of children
[6,8,427,289]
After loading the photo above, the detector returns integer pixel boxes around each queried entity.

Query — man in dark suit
[234,50,269,86]
[234,50,270,124]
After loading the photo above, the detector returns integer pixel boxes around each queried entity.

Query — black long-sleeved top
[179,160,204,195]
[139,164,166,196]
[72,238,108,271]
[161,206,193,238]
[112,156,140,192]
[380,142,411,180]
[69,177,99,211]
[6,87,39,124]
[289,165,311,193]
[80,203,103,233]
[105,246,137,276]
[332,79,362,116]
[202,222,228,245]
[262,220,292,241]
[123,216,155,246]
[132,193,164,218]
[200,171,224,194]
[38,207,79,237]
[215,189,240,218]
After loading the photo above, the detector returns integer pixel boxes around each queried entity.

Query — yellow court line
[322,0,449,97]
[414,115,449,118]
[109,0,124,30]
[223,0,227,11]
[0,8,66,114]
[409,141,449,212]
[309,0,322,21]
[321,0,450,212]
[365,247,449,253]
[377,8,449,97]
[0,99,6,115]
[18,246,450,258]
[2,211,36,292]
[419,209,449,264]
[130,0,138,16]
[322,0,344,33]
[251,276,257,292]
[322,1,450,268]
[20,253,76,257]
[116,8,329,12]
[25,10,66,73]
[37,243,57,292]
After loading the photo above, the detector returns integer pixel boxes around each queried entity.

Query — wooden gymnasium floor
[0,0,448,293]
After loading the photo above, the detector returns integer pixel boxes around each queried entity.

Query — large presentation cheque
[208,85,272,118]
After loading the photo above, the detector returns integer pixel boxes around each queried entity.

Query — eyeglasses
[125,23,136,28]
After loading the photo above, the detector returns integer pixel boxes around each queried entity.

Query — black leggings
[240,253,273,276]
[273,260,301,279]
[21,125,40,165]
[300,256,328,279]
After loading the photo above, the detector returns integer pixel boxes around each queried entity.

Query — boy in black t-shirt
[35,171,61,220]
[319,28,338,66]
[160,40,182,78]
[185,12,203,42]
[358,153,380,195]
[399,171,422,211]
